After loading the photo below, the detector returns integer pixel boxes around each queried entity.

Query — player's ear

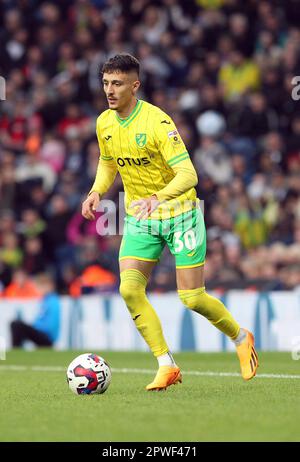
[132,80,140,95]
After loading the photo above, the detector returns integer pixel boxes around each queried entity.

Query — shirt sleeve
[88,117,118,197]
[154,113,197,201]
[155,158,198,202]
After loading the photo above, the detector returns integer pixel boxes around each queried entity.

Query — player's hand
[82,192,100,220]
[130,195,160,221]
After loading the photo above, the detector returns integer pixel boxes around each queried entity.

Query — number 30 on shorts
[173,230,196,253]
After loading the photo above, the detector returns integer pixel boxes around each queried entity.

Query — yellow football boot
[236,329,259,380]
[146,366,182,391]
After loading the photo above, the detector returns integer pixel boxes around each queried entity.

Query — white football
[67,353,111,395]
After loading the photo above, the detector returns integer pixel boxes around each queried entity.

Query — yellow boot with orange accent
[236,329,259,380]
[146,366,182,391]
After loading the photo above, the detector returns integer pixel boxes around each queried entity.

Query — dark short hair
[101,54,140,76]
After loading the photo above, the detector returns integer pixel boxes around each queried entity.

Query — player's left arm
[131,115,198,220]
[154,158,198,201]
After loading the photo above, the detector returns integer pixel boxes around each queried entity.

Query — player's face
[102,71,140,111]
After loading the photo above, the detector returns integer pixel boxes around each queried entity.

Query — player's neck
[117,98,138,119]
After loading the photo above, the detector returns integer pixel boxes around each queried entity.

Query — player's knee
[178,292,200,310]
[119,280,143,305]
[120,269,147,306]
[178,288,208,313]
[119,281,131,303]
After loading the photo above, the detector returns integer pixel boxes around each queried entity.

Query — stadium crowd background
[0,0,300,296]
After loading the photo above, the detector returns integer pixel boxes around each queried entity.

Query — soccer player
[82,54,259,391]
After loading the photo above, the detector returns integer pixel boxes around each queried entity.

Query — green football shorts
[119,207,206,268]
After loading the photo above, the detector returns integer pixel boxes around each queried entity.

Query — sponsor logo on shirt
[117,157,151,167]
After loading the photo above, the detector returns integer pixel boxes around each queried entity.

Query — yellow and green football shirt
[90,99,198,219]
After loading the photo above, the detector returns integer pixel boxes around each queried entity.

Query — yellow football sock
[178,287,240,339]
[120,269,169,357]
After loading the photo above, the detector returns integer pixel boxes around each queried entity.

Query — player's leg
[177,265,240,339]
[168,207,258,380]
[119,258,182,390]
[176,265,258,380]
[119,257,168,357]
[119,215,181,390]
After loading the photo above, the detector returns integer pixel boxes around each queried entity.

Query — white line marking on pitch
[0,365,300,379]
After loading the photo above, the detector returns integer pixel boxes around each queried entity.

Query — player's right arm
[82,116,118,221]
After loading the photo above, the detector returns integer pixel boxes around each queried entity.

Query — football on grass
[67,353,111,395]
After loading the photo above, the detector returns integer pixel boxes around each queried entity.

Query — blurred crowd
[1,0,300,295]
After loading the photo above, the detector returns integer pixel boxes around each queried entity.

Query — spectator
[23,237,48,275]
[69,264,117,296]
[18,208,46,239]
[15,152,57,194]
[233,92,279,138]
[45,194,73,257]
[0,232,23,270]
[2,268,40,299]
[219,49,260,102]
[10,273,60,347]
[233,195,276,249]
[194,136,232,185]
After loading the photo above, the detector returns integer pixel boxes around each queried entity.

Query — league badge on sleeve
[168,130,182,145]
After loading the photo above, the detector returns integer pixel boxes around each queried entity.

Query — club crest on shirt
[135,133,147,147]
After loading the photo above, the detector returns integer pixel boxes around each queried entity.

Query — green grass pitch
[0,350,300,442]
